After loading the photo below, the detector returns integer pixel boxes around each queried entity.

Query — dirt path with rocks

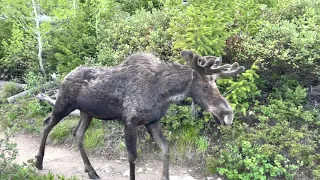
[8,133,210,180]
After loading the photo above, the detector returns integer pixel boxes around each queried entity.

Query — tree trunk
[32,0,45,75]
[7,81,59,103]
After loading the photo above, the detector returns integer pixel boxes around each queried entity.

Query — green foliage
[47,1,99,75]
[271,0,320,21]
[167,0,235,56]
[0,136,18,172]
[239,11,320,86]
[313,165,320,179]
[0,20,12,60]
[208,140,297,180]
[162,99,211,133]
[1,22,37,78]
[116,0,162,14]
[97,8,172,66]
[0,82,24,99]
[23,71,47,89]
[0,98,50,133]
[207,81,319,179]
[161,99,213,160]
[218,60,260,115]
[0,0,320,179]
[269,76,307,105]
[231,0,273,35]
[84,120,106,150]
[49,117,78,144]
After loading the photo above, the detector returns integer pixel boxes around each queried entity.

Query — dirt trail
[9,133,206,180]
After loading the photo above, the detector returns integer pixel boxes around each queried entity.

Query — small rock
[217,178,222,180]
[206,177,214,180]
[146,167,153,171]
[120,157,127,160]
[183,176,197,180]
[123,169,130,176]
[170,175,197,180]
[102,165,113,173]
[115,160,122,163]
[138,168,143,173]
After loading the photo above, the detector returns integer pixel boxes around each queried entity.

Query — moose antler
[181,50,245,78]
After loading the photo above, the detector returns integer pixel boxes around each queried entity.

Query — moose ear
[180,50,194,64]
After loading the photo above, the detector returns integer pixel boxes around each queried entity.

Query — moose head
[181,50,245,126]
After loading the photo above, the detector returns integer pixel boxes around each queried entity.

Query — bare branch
[36,93,80,116]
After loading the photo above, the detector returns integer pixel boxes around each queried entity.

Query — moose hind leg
[124,124,138,180]
[145,122,170,180]
[35,103,74,170]
[73,119,82,137]
[76,111,100,179]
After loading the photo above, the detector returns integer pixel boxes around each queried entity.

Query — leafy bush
[0,98,51,133]
[23,71,47,89]
[84,120,106,150]
[217,60,260,115]
[0,22,37,80]
[166,0,235,56]
[116,0,162,14]
[206,81,319,179]
[208,140,298,180]
[238,15,320,87]
[161,99,213,160]
[0,82,24,99]
[49,117,79,144]
[97,8,172,66]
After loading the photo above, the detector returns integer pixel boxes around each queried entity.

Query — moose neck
[160,64,193,104]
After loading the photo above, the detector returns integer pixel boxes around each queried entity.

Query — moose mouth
[213,111,234,126]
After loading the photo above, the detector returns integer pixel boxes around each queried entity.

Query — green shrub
[23,71,47,89]
[238,17,320,87]
[217,60,260,116]
[166,0,235,56]
[0,82,24,99]
[50,117,79,144]
[116,0,162,14]
[206,82,319,179]
[84,120,106,150]
[97,8,172,66]
[207,140,298,180]
[0,98,50,134]
[0,22,37,80]
[161,99,213,160]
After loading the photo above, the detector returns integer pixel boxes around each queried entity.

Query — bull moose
[35,50,245,180]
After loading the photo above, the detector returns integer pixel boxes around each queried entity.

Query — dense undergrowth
[1,0,320,179]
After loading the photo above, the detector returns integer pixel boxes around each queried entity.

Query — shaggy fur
[35,52,235,180]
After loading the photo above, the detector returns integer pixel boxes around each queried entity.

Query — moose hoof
[35,156,43,170]
[161,176,169,180]
[88,171,100,179]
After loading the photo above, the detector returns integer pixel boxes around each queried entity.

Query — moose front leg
[124,124,138,180]
[145,122,169,180]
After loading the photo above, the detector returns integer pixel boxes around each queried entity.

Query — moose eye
[204,85,209,89]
